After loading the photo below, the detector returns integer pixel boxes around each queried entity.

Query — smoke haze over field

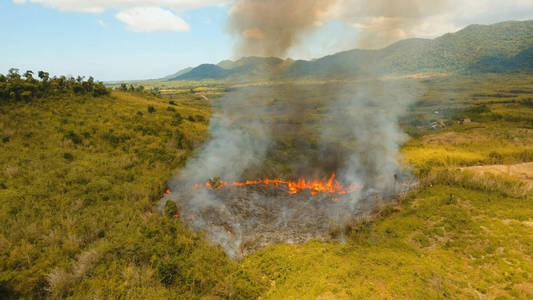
[166,0,425,257]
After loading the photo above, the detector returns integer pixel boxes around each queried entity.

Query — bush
[157,260,180,286]
[488,151,504,164]
[148,105,155,113]
[521,98,533,107]
[64,131,82,145]
[63,153,74,162]
[164,200,179,218]
[172,113,183,126]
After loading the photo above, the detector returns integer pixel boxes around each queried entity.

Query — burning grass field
[1,74,532,298]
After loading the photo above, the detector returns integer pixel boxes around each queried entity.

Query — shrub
[148,105,155,113]
[101,130,130,146]
[172,113,183,126]
[63,153,74,162]
[157,260,180,286]
[64,131,82,145]
[92,82,109,97]
[488,151,504,164]
[520,98,533,107]
[164,200,179,218]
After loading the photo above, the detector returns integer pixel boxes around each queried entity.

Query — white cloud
[97,19,106,27]
[12,0,229,12]
[325,0,533,48]
[12,0,229,31]
[116,7,189,32]
[11,0,533,39]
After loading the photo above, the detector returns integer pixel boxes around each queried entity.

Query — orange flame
[192,173,361,197]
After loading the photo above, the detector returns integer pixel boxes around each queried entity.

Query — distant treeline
[116,83,161,96]
[0,68,109,102]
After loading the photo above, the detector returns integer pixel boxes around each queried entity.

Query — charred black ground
[165,81,419,258]
[166,179,409,257]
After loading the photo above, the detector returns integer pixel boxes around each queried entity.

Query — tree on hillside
[38,71,49,82]
[7,68,19,80]
[24,70,34,80]
[0,69,110,103]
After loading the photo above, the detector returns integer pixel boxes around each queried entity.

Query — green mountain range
[167,20,533,81]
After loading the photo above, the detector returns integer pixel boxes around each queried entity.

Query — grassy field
[1,74,532,298]
[0,91,264,298]
[242,74,533,299]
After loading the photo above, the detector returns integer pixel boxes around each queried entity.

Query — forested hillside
[168,20,533,81]
[0,69,108,102]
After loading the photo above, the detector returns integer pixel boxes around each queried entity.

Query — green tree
[38,71,49,82]
[7,68,20,80]
[24,70,34,80]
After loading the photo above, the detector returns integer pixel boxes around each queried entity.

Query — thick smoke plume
[230,0,450,54]
[229,0,337,57]
[163,0,429,258]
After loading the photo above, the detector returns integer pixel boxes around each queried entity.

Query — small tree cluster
[0,68,109,103]
[116,83,161,96]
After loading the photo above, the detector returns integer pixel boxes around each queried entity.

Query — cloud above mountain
[116,7,190,32]
[13,0,533,49]
[12,0,228,13]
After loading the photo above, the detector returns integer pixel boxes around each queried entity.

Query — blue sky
[2,0,532,81]
[1,1,234,81]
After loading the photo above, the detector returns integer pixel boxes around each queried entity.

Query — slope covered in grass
[1,74,532,299]
[0,91,264,298]
[242,75,533,299]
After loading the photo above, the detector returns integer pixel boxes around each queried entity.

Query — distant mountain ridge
[167,20,533,81]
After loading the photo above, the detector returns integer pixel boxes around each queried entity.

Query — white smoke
[164,0,426,258]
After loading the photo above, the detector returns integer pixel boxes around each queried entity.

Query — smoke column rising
[164,0,434,258]
[229,0,337,57]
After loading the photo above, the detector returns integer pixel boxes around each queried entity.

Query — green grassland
[240,74,533,299]
[1,74,532,298]
[0,91,263,298]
